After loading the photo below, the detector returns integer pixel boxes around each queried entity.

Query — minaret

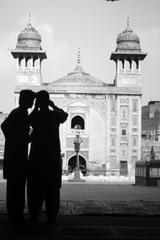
[11,14,47,89]
[110,18,147,87]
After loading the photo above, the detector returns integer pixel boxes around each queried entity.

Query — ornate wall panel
[120,98,129,104]
[120,105,129,120]
[66,137,89,149]
[50,96,107,119]
[70,112,86,120]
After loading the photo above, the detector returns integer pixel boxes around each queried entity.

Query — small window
[122,129,126,136]
[71,115,85,129]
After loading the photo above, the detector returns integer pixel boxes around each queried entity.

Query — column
[22,57,25,71]
[138,61,141,73]
[16,58,19,70]
[117,59,121,74]
[38,57,41,70]
[30,57,34,70]
[123,59,127,74]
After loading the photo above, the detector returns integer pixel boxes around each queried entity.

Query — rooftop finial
[74,47,84,73]
[77,47,81,65]
[126,17,132,32]
[127,17,130,29]
[28,12,32,24]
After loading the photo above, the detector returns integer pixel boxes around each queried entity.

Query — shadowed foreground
[0,213,160,239]
[1,183,160,239]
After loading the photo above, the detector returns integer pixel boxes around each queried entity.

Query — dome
[49,48,106,87]
[116,22,141,52]
[16,22,42,50]
[49,64,106,87]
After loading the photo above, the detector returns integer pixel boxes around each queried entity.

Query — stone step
[1,226,160,240]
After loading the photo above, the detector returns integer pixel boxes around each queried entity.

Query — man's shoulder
[9,107,28,120]
[8,107,20,116]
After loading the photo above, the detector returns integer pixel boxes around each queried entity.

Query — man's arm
[49,100,68,123]
[1,113,13,138]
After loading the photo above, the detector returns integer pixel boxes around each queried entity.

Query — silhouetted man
[1,89,35,223]
[27,90,68,224]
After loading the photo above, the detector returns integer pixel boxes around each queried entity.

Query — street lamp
[68,128,85,182]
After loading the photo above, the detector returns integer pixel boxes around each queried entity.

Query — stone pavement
[0,200,160,239]
[1,182,160,239]
[1,199,160,215]
[0,213,160,239]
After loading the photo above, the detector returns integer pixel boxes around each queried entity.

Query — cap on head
[19,89,35,108]
[36,90,49,108]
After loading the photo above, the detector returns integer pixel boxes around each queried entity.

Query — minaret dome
[116,18,141,53]
[16,16,42,50]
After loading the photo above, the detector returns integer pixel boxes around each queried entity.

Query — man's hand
[34,100,40,110]
[49,100,55,108]
[49,100,61,111]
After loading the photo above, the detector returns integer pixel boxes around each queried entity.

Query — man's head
[36,90,50,109]
[19,90,35,109]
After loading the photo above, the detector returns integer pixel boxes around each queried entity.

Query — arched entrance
[71,115,85,129]
[68,155,87,176]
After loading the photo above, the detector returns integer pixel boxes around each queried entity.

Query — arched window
[71,115,85,130]
[122,129,126,136]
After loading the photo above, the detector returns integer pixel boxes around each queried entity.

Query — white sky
[0,0,160,113]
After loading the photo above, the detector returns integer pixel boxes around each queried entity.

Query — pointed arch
[68,155,87,176]
[71,115,85,129]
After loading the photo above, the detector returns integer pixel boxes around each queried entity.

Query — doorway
[68,155,87,176]
[120,161,128,176]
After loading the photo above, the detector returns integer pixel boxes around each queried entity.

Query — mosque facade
[11,19,147,176]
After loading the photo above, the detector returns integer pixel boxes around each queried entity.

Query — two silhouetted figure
[1,89,68,224]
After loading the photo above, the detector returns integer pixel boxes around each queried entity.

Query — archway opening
[68,155,87,176]
[71,115,85,129]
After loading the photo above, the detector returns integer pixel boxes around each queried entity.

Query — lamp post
[151,146,155,161]
[69,130,85,182]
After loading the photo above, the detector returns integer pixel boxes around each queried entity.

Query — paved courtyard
[1,181,160,216]
[1,182,160,239]
[0,181,160,201]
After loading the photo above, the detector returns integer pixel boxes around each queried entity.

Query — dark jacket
[1,107,30,180]
[28,108,68,187]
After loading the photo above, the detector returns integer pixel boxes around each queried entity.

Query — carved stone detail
[66,151,75,160]
[70,112,86,120]
[51,97,107,119]
[120,98,129,104]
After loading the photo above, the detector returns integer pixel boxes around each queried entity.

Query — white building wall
[89,107,105,172]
